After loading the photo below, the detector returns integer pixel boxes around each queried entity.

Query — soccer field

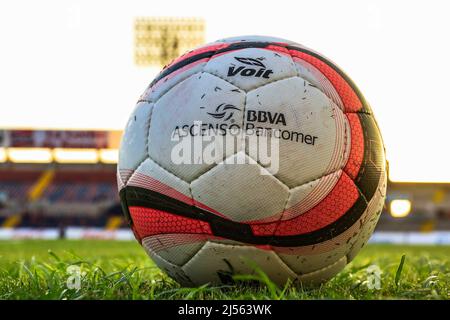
[0,240,448,300]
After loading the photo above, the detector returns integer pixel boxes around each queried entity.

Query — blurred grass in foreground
[0,240,448,300]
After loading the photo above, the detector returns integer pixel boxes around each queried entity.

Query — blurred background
[0,0,449,243]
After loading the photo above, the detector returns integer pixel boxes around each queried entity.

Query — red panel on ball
[288,50,362,113]
[128,172,194,206]
[265,44,291,56]
[251,171,359,236]
[343,113,364,179]
[167,43,230,68]
[129,206,212,239]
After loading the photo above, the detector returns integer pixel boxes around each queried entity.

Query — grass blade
[395,254,406,287]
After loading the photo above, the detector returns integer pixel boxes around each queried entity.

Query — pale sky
[0,0,449,182]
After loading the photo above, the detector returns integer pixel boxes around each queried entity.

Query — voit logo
[228,57,273,79]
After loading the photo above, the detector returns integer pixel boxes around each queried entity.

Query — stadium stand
[0,163,125,231]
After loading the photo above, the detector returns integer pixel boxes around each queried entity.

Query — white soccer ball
[118,36,387,286]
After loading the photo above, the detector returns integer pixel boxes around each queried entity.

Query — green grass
[0,240,448,300]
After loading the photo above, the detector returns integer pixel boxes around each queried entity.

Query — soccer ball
[117,36,386,286]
